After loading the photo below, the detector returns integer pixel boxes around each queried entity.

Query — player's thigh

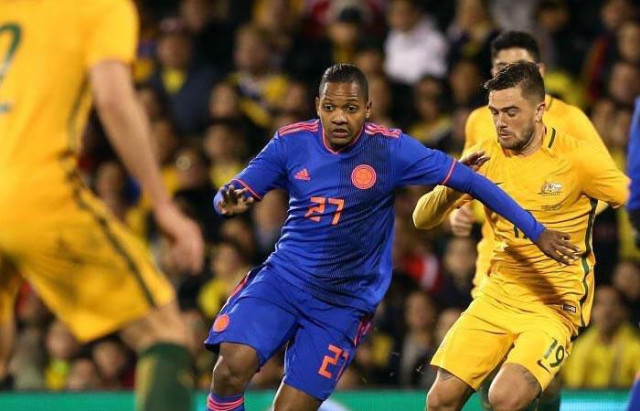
[282,306,372,401]
[431,300,515,390]
[488,363,541,411]
[505,315,572,392]
[14,191,175,342]
[205,267,299,369]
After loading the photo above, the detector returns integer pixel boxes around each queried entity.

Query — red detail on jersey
[231,178,262,200]
[441,159,456,185]
[365,122,401,138]
[294,168,311,181]
[213,314,230,332]
[278,120,319,136]
[351,164,377,190]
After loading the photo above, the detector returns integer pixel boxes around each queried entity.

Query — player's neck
[513,124,545,157]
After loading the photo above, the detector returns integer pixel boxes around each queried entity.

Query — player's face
[316,82,371,148]
[492,48,544,77]
[488,87,545,152]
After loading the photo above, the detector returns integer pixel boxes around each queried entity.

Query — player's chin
[329,134,353,146]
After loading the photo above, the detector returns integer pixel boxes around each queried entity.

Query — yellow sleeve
[84,0,138,69]
[574,142,630,208]
[564,105,611,157]
[412,185,467,229]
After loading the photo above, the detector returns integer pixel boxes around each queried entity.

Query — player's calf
[488,364,541,411]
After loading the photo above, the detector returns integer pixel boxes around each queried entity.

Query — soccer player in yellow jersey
[0,1,204,409]
[415,62,628,411]
[455,31,610,298]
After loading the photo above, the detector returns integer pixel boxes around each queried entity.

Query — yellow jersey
[0,0,137,222]
[472,127,628,333]
[464,95,610,292]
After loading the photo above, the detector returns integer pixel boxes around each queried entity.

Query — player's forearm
[97,101,171,208]
[412,186,463,229]
[445,162,545,241]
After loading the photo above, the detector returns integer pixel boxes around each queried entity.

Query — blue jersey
[216,120,544,312]
[628,97,640,211]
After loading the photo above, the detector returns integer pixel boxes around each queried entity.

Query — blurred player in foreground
[0,1,204,410]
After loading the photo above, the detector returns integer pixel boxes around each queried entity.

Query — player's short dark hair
[490,31,541,62]
[484,61,545,103]
[319,64,369,100]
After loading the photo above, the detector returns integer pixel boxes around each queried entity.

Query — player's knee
[212,344,258,392]
[426,385,458,411]
[488,384,534,411]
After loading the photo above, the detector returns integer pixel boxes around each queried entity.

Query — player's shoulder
[364,122,403,139]
[276,119,320,138]
[467,105,492,125]
[546,95,589,122]
[545,126,596,158]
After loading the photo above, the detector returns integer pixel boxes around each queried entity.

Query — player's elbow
[412,208,437,230]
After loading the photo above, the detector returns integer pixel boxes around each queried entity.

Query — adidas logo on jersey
[294,168,311,181]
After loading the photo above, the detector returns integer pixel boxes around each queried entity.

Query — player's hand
[449,203,474,237]
[459,150,490,172]
[534,229,581,265]
[216,184,255,216]
[153,202,204,274]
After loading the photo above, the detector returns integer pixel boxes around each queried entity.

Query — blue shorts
[204,265,373,401]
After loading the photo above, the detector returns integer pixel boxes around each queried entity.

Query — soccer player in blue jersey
[203,64,578,411]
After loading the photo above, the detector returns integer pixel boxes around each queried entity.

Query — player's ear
[315,97,321,117]
[537,62,547,77]
[365,100,372,120]
[535,101,546,122]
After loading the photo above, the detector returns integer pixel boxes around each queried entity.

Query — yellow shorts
[431,294,572,391]
[0,186,174,342]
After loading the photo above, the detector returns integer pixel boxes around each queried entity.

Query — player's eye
[347,105,358,112]
[323,104,334,111]
[507,110,518,117]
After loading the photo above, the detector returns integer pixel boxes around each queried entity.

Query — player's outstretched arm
[91,61,204,273]
[413,151,488,229]
[444,162,580,264]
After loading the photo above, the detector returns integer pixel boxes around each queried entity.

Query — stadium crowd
[4,0,640,394]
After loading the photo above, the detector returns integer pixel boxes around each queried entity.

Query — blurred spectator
[617,19,640,65]
[277,80,314,120]
[66,357,103,391]
[408,75,452,146]
[434,307,462,344]
[354,42,386,80]
[203,120,247,189]
[220,218,258,261]
[446,0,498,77]
[582,0,638,104]
[432,237,476,310]
[394,291,437,388]
[563,286,640,388]
[253,0,300,69]
[179,0,234,71]
[433,105,471,155]
[489,0,537,33]
[612,261,640,327]
[228,23,289,129]
[149,18,219,137]
[198,240,251,319]
[252,190,288,257]
[44,320,80,390]
[448,58,484,107]
[367,75,395,127]
[92,339,133,389]
[326,6,365,64]
[181,308,215,389]
[136,85,166,121]
[607,60,640,106]
[384,0,448,85]
[8,326,46,390]
[94,161,129,222]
